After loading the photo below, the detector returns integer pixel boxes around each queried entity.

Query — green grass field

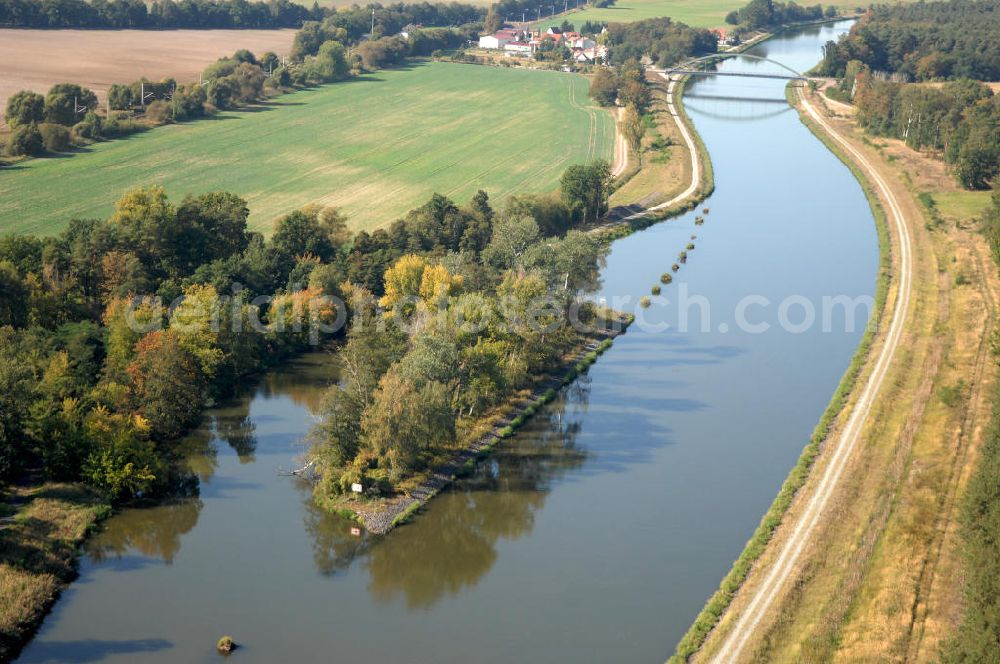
[536,0,745,30]
[933,190,994,221]
[0,62,614,236]
[535,0,870,30]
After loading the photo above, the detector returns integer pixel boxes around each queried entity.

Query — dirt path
[706,87,915,664]
[620,74,701,221]
[611,106,629,178]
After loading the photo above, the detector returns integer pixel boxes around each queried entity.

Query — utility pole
[370,7,375,38]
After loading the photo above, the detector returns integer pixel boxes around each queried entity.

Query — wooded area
[818,0,1000,81]
[0,159,614,504]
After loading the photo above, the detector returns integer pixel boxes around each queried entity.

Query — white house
[479,34,511,49]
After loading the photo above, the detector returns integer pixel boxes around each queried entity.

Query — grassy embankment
[687,86,998,663]
[600,73,714,240]
[0,62,614,237]
[610,75,693,209]
[0,484,110,662]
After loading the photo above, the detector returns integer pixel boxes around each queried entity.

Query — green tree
[272,209,338,262]
[589,68,618,106]
[0,261,28,326]
[308,40,350,82]
[44,83,98,125]
[82,407,164,500]
[621,103,645,153]
[482,215,540,271]
[4,90,45,127]
[175,191,251,267]
[38,123,71,152]
[361,370,454,480]
[107,83,133,110]
[0,328,34,481]
[560,160,613,225]
[5,122,44,157]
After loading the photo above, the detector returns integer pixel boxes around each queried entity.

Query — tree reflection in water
[303,379,592,609]
[87,498,202,565]
[210,399,258,464]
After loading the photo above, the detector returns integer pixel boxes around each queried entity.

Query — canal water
[16,20,876,664]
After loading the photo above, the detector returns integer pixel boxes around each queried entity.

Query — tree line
[0,0,489,30]
[0,0,316,29]
[3,17,469,158]
[601,16,717,67]
[0,160,613,503]
[724,0,833,34]
[828,69,1000,190]
[818,0,1000,82]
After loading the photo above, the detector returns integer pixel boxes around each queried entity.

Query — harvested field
[0,28,296,113]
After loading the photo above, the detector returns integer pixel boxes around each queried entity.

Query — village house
[479,27,531,50]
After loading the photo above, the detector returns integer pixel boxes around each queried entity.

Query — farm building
[479,28,531,50]
[479,34,510,49]
[504,42,533,55]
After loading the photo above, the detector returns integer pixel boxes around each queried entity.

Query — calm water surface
[17,21,877,664]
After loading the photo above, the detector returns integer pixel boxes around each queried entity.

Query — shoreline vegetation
[0,484,110,662]
[336,311,632,534]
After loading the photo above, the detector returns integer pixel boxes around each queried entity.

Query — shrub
[661,273,673,284]
[145,100,173,124]
[39,123,71,152]
[686,243,695,250]
[652,285,661,295]
[5,122,44,156]
[497,425,514,438]
[102,116,145,138]
[679,251,688,263]
[73,111,102,139]
[702,207,710,214]
[640,295,651,308]
[672,264,680,272]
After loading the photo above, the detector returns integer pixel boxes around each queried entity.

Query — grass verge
[0,483,110,662]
